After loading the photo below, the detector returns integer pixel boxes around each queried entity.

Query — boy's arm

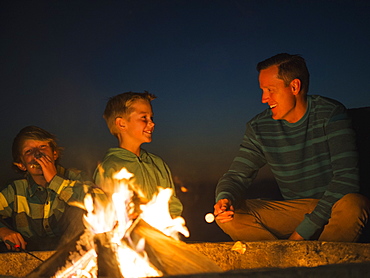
[169,195,183,218]
[0,185,27,250]
[0,184,17,222]
[48,172,106,210]
[163,163,183,218]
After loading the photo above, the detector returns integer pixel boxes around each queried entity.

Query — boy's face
[14,139,58,175]
[122,99,155,146]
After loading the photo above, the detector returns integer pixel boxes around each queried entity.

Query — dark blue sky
[1,0,370,188]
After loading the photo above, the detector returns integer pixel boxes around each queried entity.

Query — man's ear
[290,79,301,95]
[14,162,27,172]
[115,117,127,131]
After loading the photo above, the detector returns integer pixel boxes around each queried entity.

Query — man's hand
[213,199,234,223]
[36,154,57,183]
[288,231,304,241]
[0,227,27,250]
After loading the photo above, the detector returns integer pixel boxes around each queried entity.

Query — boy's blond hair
[103,91,156,137]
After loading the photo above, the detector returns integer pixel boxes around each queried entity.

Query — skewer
[5,240,44,262]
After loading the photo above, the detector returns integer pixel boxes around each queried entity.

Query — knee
[215,219,239,240]
[335,193,370,218]
[216,213,263,241]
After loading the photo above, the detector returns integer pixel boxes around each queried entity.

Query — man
[214,53,370,242]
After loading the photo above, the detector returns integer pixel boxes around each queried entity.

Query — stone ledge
[1,241,370,277]
[187,241,370,271]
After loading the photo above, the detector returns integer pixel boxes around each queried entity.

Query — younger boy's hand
[214,199,234,223]
[36,154,57,183]
[0,227,27,250]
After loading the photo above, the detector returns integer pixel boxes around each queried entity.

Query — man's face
[259,65,298,123]
[15,139,57,175]
[124,99,155,146]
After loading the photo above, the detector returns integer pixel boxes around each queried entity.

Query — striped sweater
[216,95,359,239]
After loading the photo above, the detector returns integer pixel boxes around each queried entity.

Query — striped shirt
[216,95,359,239]
[0,166,99,239]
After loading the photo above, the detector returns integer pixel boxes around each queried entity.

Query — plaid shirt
[0,166,99,239]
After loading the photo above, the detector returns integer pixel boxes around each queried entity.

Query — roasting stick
[5,240,44,262]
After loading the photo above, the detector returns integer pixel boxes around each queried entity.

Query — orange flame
[71,167,189,277]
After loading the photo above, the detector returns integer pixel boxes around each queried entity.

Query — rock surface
[1,241,370,277]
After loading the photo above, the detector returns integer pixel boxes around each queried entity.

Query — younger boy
[94,91,183,218]
[0,126,100,251]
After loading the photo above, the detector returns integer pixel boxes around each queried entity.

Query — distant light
[205,213,215,223]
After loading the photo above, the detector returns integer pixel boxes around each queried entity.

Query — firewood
[26,230,92,278]
[129,219,222,276]
[94,232,123,278]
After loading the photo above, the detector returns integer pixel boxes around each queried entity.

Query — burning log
[130,218,222,276]
[26,230,90,278]
[26,220,221,278]
[26,168,222,278]
[94,232,123,278]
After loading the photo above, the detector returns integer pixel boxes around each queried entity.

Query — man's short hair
[12,126,62,169]
[256,53,310,94]
[103,91,156,137]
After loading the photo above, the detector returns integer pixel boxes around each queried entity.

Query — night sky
[1,1,370,239]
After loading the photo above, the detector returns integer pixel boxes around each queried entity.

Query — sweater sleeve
[49,170,106,211]
[216,122,266,205]
[296,108,360,239]
[0,184,16,228]
[162,162,183,218]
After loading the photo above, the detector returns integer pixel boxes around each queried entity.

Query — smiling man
[214,53,370,242]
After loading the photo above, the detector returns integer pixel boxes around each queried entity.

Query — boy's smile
[119,99,155,155]
[15,139,57,175]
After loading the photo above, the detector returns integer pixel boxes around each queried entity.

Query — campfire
[15,168,370,278]
[27,168,221,278]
